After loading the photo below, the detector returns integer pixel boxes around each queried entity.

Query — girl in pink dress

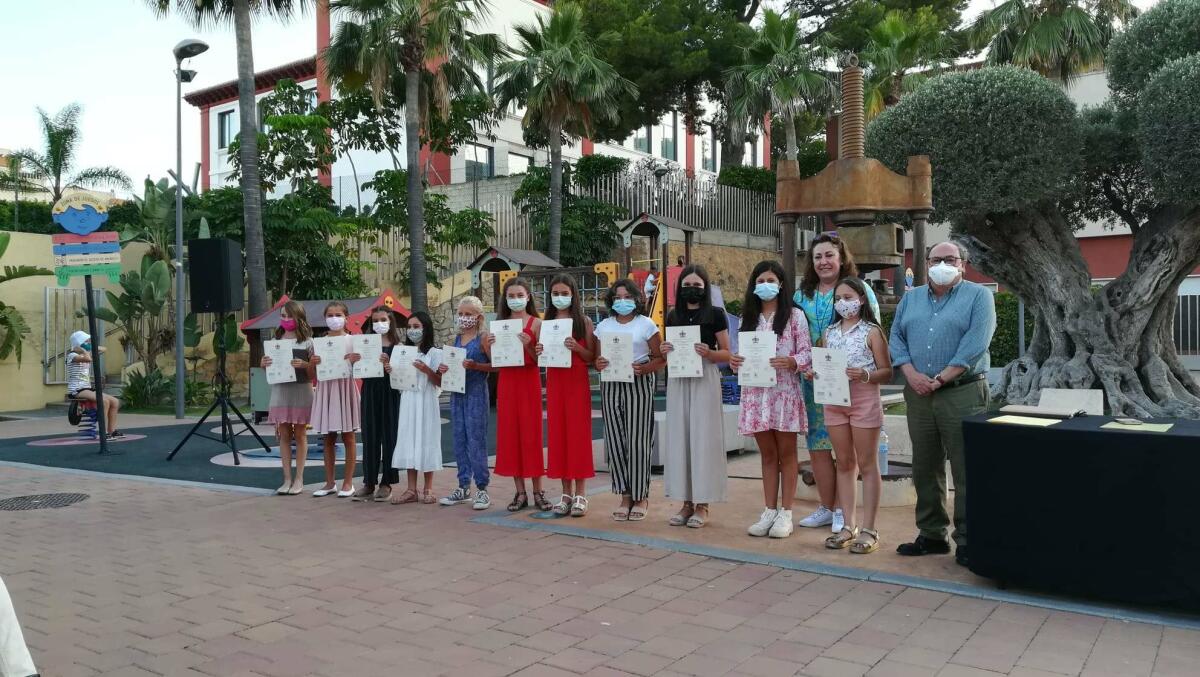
[309,301,361,498]
[731,260,812,540]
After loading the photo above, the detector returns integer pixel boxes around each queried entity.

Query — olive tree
[866,0,1200,418]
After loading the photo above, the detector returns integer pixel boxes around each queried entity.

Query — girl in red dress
[484,277,550,512]
[536,274,597,517]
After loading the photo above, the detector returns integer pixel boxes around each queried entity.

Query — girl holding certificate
[730,261,812,539]
[309,301,360,498]
[819,278,892,554]
[595,280,664,522]
[661,265,731,528]
[485,278,550,512]
[261,300,314,495]
[440,296,494,510]
[354,306,403,502]
[536,274,597,517]
[390,311,447,505]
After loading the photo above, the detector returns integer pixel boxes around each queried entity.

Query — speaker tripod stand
[167,322,269,465]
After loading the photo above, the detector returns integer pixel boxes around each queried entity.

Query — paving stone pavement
[2,465,1198,677]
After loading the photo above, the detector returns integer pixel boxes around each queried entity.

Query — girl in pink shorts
[819,277,892,554]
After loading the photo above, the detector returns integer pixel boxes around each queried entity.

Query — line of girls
[260,298,494,510]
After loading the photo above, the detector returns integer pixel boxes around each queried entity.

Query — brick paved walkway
[1,465,1196,677]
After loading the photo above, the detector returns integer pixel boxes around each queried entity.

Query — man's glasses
[928,256,961,265]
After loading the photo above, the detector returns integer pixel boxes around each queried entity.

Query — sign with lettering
[50,193,120,286]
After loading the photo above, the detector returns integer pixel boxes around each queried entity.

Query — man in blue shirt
[890,241,996,567]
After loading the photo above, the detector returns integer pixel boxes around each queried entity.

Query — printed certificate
[351,333,384,379]
[389,345,420,392]
[538,319,574,368]
[442,346,467,394]
[314,334,351,382]
[263,339,297,385]
[598,332,635,383]
[665,325,703,378]
[489,319,526,368]
[812,347,852,406]
[737,331,777,388]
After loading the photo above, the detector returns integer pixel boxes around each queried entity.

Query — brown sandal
[507,492,528,512]
[825,526,858,549]
[533,490,552,512]
[390,489,418,505]
[420,491,436,504]
[850,527,879,554]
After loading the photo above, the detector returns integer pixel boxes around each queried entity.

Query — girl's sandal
[570,495,588,517]
[533,490,552,512]
[825,526,859,550]
[420,491,437,504]
[390,489,418,505]
[627,501,648,521]
[669,503,695,527]
[552,494,573,516]
[687,505,709,528]
[850,528,879,554]
[613,504,631,521]
[507,492,529,512]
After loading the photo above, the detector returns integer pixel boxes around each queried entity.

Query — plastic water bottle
[878,430,890,476]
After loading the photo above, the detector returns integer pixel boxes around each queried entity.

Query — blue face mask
[754,282,780,300]
[612,299,637,316]
[506,296,528,312]
[551,294,572,310]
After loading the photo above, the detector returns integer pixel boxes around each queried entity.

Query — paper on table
[737,331,777,388]
[313,334,351,382]
[1101,422,1174,433]
[263,339,297,385]
[442,346,467,394]
[988,415,1060,427]
[812,347,851,406]
[351,333,384,379]
[389,345,420,392]
[538,319,574,369]
[489,319,525,368]
[598,332,635,383]
[665,325,703,378]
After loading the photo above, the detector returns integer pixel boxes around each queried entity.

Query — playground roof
[622,212,700,234]
[467,247,561,271]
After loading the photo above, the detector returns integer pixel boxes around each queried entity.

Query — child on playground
[308,301,360,498]
[355,305,402,502]
[439,296,493,510]
[389,311,446,505]
[66,330,121,438]
[536,274,596,517]
[260,301,314,495]
[818,277,892,554]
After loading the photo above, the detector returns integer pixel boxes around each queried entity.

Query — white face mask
[456,315,478,330]
[326,316,346,331]
[928,262,960,286]
[834,299,861,318]
[372,321,390,335]
[406,328,424,343]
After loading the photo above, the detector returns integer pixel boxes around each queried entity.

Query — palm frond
[69,166,133,192]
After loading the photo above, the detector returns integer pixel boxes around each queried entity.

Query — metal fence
[1176,295,1200,368]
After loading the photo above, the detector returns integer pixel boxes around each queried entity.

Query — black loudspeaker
[188,238,244,313]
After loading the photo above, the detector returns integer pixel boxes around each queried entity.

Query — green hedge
[878,291,1033,368]
[1,198,129,234]
[717,165,776,194]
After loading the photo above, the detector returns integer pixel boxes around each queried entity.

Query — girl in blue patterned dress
[439,296,494,510]
[793,233,879,532]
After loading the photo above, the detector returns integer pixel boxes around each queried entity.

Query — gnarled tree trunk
[960,205,1200,418]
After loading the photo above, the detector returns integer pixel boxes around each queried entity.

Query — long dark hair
[835,277,885,337]
[667,264,714,325]
[274,300,312,342]
[548,273,587,339]
[367,305,403,346]
[604,278,645,316]
[800,232,859,298]
[498,277,538,319]
[742,260,793,336]
[404,310,436,353]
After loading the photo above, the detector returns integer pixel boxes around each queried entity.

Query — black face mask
[679,286,706,304]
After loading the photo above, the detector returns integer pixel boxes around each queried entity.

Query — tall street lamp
[174,38,208,419]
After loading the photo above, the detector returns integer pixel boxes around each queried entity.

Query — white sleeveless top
[824,320,877,371]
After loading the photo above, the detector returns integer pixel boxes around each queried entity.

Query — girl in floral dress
[731,260,812,539]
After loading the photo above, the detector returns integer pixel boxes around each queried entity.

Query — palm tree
[725,9,835,163]
[494,3,635,264]
[860,10,958,120]
[324,0,501,312]
[968,0,1138,81]
[14,105,131,205]
[0,155,45,230]
[147,0,310,318]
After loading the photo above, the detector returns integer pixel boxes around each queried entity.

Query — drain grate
[0,493,89,511]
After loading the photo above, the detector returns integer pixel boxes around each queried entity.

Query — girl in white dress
[390,311,447,504]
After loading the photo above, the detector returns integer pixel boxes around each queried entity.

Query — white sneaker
[832,508,845,534]
[768,509,794,538]
[472,490,491,510]
[798,505,834,528]
[748,508,778,537]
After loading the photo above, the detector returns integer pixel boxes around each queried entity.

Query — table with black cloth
[963,414,1200,611]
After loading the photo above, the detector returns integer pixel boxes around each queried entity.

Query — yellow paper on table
[988,415,1061,427]
[1101,422,1174,433]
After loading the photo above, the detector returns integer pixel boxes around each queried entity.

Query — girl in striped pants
[595,279,665,521]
